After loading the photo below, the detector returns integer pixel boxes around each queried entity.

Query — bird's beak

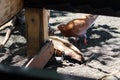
[56,28,59,31]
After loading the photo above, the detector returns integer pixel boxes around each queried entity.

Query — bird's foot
[83,38,88,45]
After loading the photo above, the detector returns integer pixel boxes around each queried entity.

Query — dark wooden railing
[24,0,120,17]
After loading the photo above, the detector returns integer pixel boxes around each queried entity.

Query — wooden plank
[24,0,120,17]
[25,41,54,69]
[25,8,49,57]
[0,0,23,26]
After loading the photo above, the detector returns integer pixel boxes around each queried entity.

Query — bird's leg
[83,34,88,45]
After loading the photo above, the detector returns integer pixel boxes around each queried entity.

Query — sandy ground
[0,10,120,80]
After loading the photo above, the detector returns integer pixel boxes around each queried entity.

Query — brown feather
[58,14,98,37]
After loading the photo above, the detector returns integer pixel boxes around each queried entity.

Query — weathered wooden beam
[25,40,54,69]
[0,0,23,26]
[24,0,120,17]
[25,8,49,57]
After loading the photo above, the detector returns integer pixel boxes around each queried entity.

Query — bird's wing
[71,20,87,36]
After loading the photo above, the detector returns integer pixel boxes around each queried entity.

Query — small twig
[1,27,12,46]
[0,18,15,51]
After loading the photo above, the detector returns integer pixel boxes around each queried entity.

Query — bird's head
[57,24,66,31]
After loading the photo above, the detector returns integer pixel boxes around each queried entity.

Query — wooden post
[25,8,49,57]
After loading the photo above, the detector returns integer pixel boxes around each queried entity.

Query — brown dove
[57,14,98,45]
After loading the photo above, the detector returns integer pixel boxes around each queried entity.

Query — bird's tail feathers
[85,14,98,26]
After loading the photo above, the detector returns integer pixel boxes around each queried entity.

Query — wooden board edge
[25,40,54,69]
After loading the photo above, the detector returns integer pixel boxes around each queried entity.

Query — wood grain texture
[25,8,49,57]
[25,41,54,69]
[0,0,23,26]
